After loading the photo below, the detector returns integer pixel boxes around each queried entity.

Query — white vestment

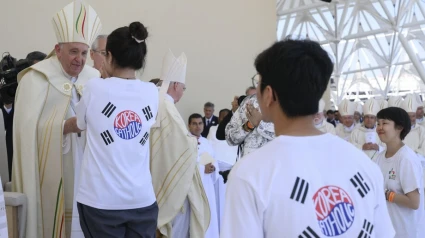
[335,123,357,141]
[63,77,86,238]
[0,176,8,237]
[315,120,336,135]
[350,126,385,160]
[207,126,237,232]
[198,137,219,238]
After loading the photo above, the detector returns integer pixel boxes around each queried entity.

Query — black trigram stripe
[101,102,116,118]
[350,172,370,198]
[357,219,374,238]
[298,226,320,238]
[101,130,114,145]
[139,132,149,146]
[142,106,153,120]
[290,177,309,204]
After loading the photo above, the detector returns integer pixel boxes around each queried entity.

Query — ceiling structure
[277,0,425,106]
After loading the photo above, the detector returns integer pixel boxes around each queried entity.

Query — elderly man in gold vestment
[12,1,102,237]
[150,50,210,238]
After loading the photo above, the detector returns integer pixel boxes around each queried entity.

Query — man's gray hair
[204,102,214,108]
[91,34,108,50]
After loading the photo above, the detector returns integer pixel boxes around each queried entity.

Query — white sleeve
[62,121,71,155]
[75,89,88,130]
[400,157,422,194]
[221,175,263,238]
[372,168,396,237]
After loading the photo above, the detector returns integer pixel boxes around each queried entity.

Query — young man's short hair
[254,39,334,118]
[188,113,203,125]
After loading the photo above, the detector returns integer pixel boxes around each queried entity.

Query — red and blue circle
[313,186,355,237]
[113,110,142,140]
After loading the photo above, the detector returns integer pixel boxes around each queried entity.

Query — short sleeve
[372,167,396,237]
[399,156,422,194]
[221,172,264,238]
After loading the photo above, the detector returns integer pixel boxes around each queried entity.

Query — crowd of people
[1,1,425,238]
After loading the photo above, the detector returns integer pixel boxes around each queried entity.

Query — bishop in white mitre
[11,1,101,237]
[335,99,357,141]
[350,98,385,159]
[150,50,209,238]
[388,96,403,108]
[401,94,425,159]
[314,99,336,135]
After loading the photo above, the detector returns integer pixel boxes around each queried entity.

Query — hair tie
[132,35,145,43]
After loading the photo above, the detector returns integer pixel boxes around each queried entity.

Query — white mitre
[52,0,102,47]
[401,93,421,113]
[374,98,388,110]
[388,96,403,108]
[152,49,187,128]
[355,101,363,114]
[363,98,380,116]
[338,99,356,116]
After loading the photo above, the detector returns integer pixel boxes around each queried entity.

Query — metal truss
[277,0,425,105]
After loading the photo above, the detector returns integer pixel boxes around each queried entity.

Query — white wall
[0,0,276,120]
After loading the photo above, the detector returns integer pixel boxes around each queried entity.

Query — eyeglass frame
[251,73,276,100]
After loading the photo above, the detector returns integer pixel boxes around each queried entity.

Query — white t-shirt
[75,77,158,210]
[221,133,395,238]
[373,145,424,238]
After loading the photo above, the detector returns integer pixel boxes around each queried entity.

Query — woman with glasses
[74,21,159,237]
[373,107,424,238]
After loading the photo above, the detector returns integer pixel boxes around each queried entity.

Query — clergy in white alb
[11,1,102,237]
[150,50,209,238]
[335,99,357,141]
[416,94,425,127]
[207,122,237,232]
[354,101,363,125]
[350,98,385,159]
[401,94,425,158]
[314,99,336,135]
[188,114,219,238]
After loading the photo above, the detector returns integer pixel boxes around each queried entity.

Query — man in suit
[0,102,13,181]
[202,102,219,137]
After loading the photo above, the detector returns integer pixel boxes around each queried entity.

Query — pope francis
[11,1,101,237]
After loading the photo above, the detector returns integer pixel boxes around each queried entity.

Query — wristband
[388,192,395,203]
[247,121,255,130]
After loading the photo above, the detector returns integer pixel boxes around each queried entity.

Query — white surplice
[198,136,219,238]
[207,126,237,232]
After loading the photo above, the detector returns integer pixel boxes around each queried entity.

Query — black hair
[188,113,203,125]
[106,22,148,70]
[238,95,247,106]
[326,110,334,114]
[254,39,333,118]
[377,107,411,140]
[149,78,160,85]
[219,109,231,115]
[26,51,46,65]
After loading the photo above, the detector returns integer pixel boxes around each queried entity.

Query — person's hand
[362,143,371,150]
[371,143,380,151]
[204,163,215,174]
[246,103,262,127]
[63,117,82,135]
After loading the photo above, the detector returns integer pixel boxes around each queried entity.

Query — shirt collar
[165,94,174,103]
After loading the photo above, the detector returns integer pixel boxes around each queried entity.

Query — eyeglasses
[92,50,107,56]
[251,74,260,88]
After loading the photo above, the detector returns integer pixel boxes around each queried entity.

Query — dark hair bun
[129,22,148,42]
